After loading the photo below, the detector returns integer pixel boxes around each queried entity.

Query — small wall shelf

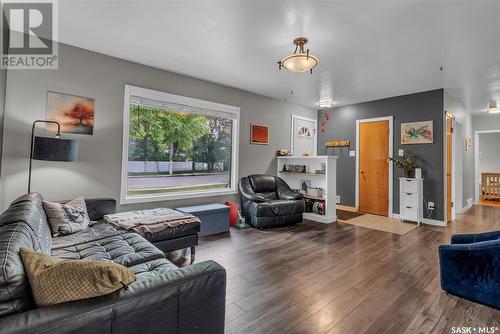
[277,155,338,223]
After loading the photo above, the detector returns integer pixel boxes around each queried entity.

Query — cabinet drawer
[402,192,419,207]
[401,179,418,193]
[402,205,418,220]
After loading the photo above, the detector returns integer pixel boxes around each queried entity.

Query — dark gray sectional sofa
[0,193,226,334]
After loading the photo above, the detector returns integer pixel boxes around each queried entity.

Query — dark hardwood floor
[197,205,500,334]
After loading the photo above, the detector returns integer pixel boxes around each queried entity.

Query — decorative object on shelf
[277,37,319,74]
[325,139,350,148]
[465,136,472,151]
[401,120,433,144]
[250,123,269,145]
[300,180,311,193]
[282,164,287,172]
[486,100,500,113]
[307,187,323,198]
[276,149,291,156]
[287,164,307,173]
[28,120,79,193]
[302,152,312,156]
[388,151,417,178]
[46,92,95,135]
[320,111,330,132]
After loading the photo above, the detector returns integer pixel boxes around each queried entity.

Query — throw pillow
[43,197,91,236]
[19,247,136,307]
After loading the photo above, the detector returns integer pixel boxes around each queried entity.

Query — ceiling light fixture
[487,101,500,113]
[278,37,319,74]
[318,100,335,109]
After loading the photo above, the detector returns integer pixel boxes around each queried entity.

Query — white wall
[444,93,473,210]
[0,43,316,210]
[478,132,500,174]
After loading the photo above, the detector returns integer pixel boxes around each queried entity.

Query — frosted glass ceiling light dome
[278,37,319,74]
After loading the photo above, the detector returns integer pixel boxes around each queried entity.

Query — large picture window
[121,85,239,203]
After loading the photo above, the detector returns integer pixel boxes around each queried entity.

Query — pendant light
[278,37,319,74]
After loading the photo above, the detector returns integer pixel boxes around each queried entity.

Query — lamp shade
[33,136,78,162]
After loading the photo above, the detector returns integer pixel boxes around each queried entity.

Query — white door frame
[291,115,318,156]
[355,116,394,217]
[474,129,500,204]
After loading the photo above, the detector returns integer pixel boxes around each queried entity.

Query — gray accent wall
[0,43,316,211]
[318,89,445,221]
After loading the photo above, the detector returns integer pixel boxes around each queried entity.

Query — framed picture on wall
[46,91,95,135]
[250,123,269,145]
[401,120,433,144]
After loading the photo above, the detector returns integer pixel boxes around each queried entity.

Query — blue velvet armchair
[439,230,500,309]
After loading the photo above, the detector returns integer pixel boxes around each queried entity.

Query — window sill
[120,188,238,205]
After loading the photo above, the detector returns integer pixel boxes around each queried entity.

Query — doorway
[446,113,453,222]
[356,116,393,216]
[474,130,500,207]
[291,115,317,156]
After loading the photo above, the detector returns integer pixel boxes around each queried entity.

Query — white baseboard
[462,198,473,212]
[391,213,446,227]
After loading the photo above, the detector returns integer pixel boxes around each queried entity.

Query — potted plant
[388,151,417,178]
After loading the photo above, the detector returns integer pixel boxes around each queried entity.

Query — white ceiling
[58,1,500,113]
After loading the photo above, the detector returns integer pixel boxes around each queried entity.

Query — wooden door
[446,113,453,222]
[359,121,389,216]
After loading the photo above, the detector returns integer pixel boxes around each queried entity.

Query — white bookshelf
[277,156,338,223]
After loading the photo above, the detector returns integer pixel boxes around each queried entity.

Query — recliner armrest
[279,190,304,200]
[239,177,266,202]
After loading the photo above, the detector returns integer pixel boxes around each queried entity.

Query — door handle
[360,170,365,174]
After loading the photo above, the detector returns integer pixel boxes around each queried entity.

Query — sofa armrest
[451,230,500,244]
[0,261,226,334]
[278,189,304,200]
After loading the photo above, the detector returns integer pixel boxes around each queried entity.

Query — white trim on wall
[120,84,240,204]
[290,115,318,156]
[474,129,500,204]
[355,116,394,217]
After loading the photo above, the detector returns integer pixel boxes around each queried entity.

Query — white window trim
[120,84,240,205]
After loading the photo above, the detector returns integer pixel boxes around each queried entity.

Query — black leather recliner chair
[239,174,305,228]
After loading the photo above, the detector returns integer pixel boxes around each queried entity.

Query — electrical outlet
[336,196,341,204]
[398,149,404,156]
[428,202,435,209]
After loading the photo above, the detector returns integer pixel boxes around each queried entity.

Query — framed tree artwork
[46,91,95,135]
[250,123,269,144]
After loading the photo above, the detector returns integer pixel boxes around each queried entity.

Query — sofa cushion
[43,197,91,236]
[128,258,178,280]
[51,231,165,267]
[20,247,135,307]
[51,222,121,249]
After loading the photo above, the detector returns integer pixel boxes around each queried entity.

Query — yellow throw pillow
[20,247,136,307]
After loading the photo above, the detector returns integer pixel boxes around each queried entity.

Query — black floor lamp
[28,120,78,193]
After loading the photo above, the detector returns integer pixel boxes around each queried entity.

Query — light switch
[398,149,404,156]
[349,150,356,157]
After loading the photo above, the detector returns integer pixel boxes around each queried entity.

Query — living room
[0,1,499,333]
